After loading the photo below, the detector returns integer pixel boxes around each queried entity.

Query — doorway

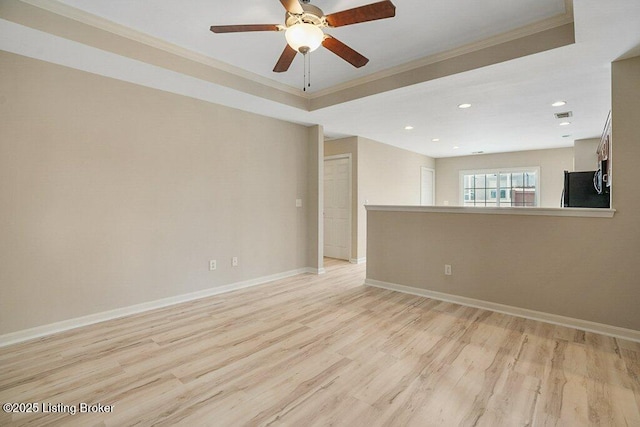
[421,167,435,205]
[324,155,351,261]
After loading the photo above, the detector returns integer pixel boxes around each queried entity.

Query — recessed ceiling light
[458,103,472,109]
[404,125,414,130]
[552,101,567,107]
[559,121,571,126]
[452,146,459,150]
[432,138,440,142]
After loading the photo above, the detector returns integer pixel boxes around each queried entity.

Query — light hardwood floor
[1,258,639,426]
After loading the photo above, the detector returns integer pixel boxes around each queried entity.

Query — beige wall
[574,138,600,171]
[324,137,435,260]
[435,148,574,208]
[0,51,314,334]
[357,137,435,259]
[366,55,640,331]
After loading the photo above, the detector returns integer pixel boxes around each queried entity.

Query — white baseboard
[365,278,640,343]
[0,268,313,347]
[349,257,366,264]
[306,267,326,275]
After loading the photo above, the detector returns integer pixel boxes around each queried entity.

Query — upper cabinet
[597,112,612,192]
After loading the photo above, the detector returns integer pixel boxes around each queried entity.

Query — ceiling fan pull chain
[308,52,312,90]
[306,53,308,91]
[303,52,310,91]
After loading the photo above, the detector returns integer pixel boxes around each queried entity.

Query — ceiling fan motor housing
[285,4,325,28]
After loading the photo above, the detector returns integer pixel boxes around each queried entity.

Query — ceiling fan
[210,0,396,73]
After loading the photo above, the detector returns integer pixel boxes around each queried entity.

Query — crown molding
[564,0,574,19]
[14,0,573,107]
[311,4,575,99]
[19,0,310,99]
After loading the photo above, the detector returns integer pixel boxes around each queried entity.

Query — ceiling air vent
[554,111,573,119]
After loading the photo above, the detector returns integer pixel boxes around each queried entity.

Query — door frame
[324,154,352,262]
[421,167,436,205]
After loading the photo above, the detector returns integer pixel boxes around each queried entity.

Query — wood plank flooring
[1,258,639,426]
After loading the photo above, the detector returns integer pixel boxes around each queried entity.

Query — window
[460,168,539,207]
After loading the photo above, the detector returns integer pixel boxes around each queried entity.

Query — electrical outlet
[445,264,452,275]
[232,257,238,267]
[209,260,216,271]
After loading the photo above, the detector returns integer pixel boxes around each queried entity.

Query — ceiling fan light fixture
[285,23,324,53]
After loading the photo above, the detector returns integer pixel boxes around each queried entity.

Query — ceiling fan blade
[210,24,280,33]
[325,0,396,27]
[322,35,369,68]
[273,45,298,72]
[280,0,304,15]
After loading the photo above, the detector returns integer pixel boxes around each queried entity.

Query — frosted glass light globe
[285,23,324,53]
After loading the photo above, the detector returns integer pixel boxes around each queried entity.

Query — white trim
[0,268,312,347]
[324,154,352,161]
[364,278,640,343]
[20,0,305,98]
[311,11,574,99]
[323,154,353,262]
[459,166,541,207]
[306,267,326,275]
[365,205,615,218]
[349,257,367,264]
[19,0,572,104]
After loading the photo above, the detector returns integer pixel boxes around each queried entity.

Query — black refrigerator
[562,171,610,208]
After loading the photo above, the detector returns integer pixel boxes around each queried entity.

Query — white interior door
[324,157,351,260]
[421,167,435,205]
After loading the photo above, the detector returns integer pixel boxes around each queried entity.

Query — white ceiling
[2,0,640,157]
[52,0,567,91]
